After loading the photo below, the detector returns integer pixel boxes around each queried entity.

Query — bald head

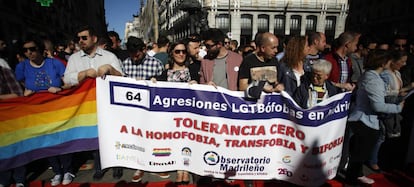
[256,32,279,60]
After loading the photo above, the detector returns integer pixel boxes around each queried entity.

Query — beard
[204,48,220,60]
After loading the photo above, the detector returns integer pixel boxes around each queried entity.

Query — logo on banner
[203,151,219,165]
[203,151,270,173]
[277,168,293,177]
[115,141,145,152]
[183,158,190,166]
[149,160,176,166]
[152,148,171,157]
[115,154,145,166]
[282,155,291,163]
[181,147,192,156]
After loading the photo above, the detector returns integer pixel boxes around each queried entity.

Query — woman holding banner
[151,40,194,184]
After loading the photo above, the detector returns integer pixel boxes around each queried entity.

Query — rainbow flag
[152,148,171,157]
[0,79,98,171]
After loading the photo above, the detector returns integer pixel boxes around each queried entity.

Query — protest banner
[97,76,351,186]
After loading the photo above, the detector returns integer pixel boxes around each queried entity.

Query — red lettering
[173,117,183,127]
[120,125,128,133]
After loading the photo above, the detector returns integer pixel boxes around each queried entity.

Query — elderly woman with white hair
[293,59,340,109]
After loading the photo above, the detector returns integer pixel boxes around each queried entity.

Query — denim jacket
[348,70,402,130]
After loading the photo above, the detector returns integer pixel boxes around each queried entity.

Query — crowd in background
[1,25,414,187]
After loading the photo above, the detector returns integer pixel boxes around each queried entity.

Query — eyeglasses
[312,72,325,80]
[174,49,187,54]
[224,42,230,45]
[77,35,88,41]
[204,43,216,49]
[23,46,37,52]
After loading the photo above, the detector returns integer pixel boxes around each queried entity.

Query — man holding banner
[63,25,124,86]
[63,25,124,180]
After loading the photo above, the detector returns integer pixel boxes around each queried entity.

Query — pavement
[21,151,414,187]
[26,156,195,185]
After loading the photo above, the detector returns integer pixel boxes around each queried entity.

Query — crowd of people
[1,25,414,187]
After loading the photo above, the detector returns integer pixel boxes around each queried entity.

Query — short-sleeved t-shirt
[238,54,279,84]
[15,58,66,91]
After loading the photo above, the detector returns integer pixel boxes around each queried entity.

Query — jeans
[48,154,73,175]
[0,166,26,185]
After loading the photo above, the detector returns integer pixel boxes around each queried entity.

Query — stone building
[156,0,348,44]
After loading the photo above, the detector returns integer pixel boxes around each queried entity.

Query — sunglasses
[174,49,187,54]
[77,35,88,41]
[224,42,230,45]
[204,43,217,49]
[23,46,37,52]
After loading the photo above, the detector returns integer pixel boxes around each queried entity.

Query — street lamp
[228,0,231,34]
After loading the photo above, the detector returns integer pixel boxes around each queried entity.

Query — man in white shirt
[63,25,124,180]
[64,25,123,86]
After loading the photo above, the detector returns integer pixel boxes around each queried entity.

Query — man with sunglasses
[199,28,242,91]
[224,37,231,51]
[15,37,67,96]
[63,25,124,181]
[14,36,74,186]
[63,25,124,86]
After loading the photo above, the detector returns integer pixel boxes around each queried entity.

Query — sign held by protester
[97,76,351,186]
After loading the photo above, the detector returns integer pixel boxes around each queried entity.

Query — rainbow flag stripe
[152,148,172,157]
[0,79,99,171]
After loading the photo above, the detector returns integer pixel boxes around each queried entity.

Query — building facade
[155,0,348,45]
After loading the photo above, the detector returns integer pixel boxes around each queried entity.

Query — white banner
[96,76,351,186]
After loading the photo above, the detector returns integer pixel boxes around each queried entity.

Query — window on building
[258,15,269,33]
[306,15,317,32]
[325,16,336,43]
[290,15,301,36]
[241,14,253,44]
[274,15,285,35]
[325,16,336,31]
[275,16,285,30]
[216,14,230,30]
[241,14,252,29]
[290,16,300,30]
